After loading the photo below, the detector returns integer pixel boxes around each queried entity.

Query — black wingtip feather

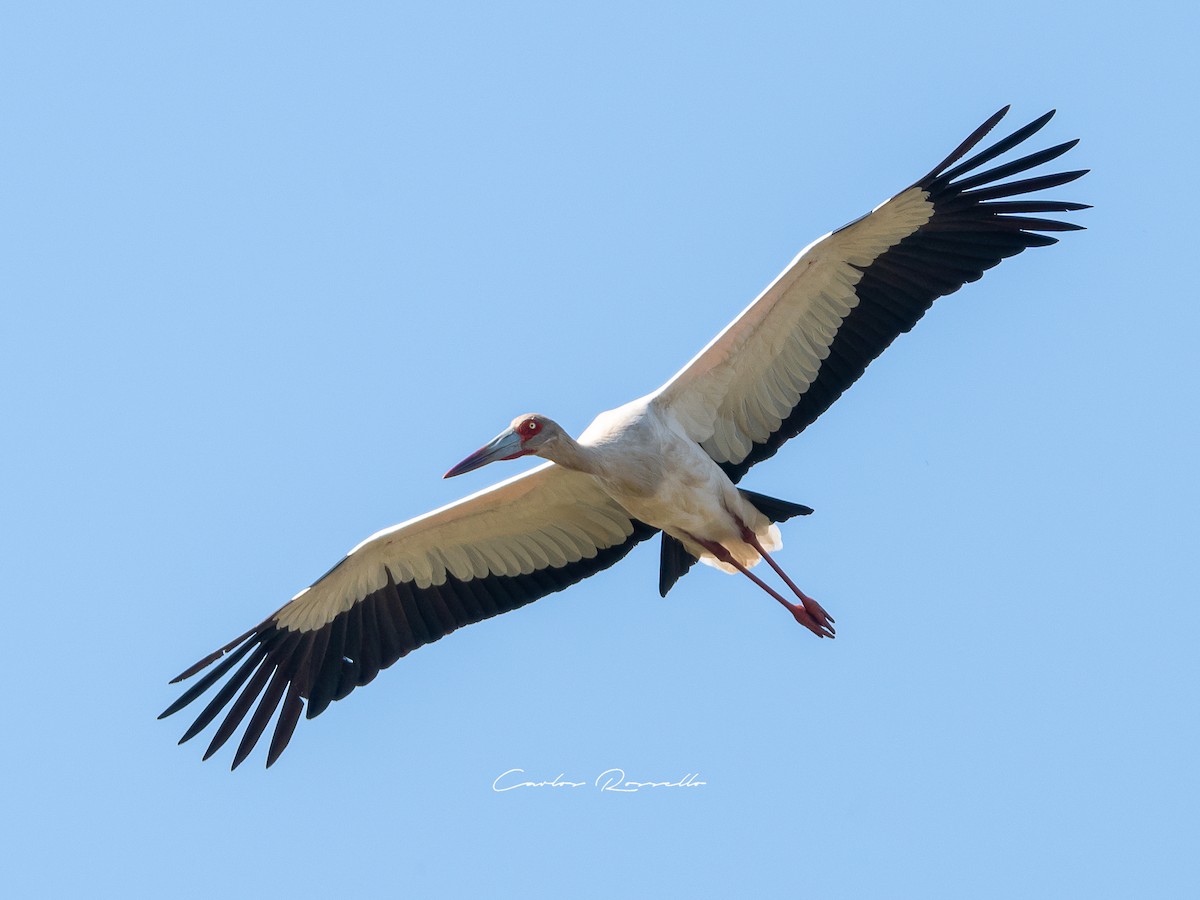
[232,661,294,770]
[960,169,1089,204]
[202,654,274,762]
[927,109,1056,187]
[230,631,305,768]
[160,638,258,721]
[919,106,1011,183]
[176,645,269,745]
[266,689,305,768]
[169,625,257,684]
[947,139,1080,194]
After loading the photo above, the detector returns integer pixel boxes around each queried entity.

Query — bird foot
[797,590,835,630]
[789,597,835,639]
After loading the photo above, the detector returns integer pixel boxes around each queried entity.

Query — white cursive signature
[492,768,706,793]
[492,770,587,791]
[594,768,706,793]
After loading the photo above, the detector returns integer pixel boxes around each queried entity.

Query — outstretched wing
[654,107,1088,482]
[160,463,656,769]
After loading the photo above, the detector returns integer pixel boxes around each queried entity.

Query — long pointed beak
[443,427,527,478]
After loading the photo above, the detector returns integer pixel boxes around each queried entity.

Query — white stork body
[162,107,1088,768]
[573,399,780,571]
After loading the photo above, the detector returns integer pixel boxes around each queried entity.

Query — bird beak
[444,427,528,478]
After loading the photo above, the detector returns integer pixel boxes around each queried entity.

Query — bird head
[444,414,561,478]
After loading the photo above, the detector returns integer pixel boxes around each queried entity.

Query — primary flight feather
[162,106,1088,768]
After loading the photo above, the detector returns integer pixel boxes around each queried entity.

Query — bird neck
[538,433,599,475]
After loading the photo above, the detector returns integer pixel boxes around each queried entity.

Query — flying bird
[162,106,1087,768]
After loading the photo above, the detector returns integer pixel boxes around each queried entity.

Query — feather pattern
[654,106,1087,483]
[161,464,658,768]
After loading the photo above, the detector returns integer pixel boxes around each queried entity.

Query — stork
[161,107,1087,768]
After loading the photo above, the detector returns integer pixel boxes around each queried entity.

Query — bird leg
[688,533,835,639]
[738,524,835,637]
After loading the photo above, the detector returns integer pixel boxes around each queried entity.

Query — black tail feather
[659,534,695,597]
[738,489,814,522]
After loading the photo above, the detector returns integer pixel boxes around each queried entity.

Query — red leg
[688,534,834,639]
[738,525,836,636]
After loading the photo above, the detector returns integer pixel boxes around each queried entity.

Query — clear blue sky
[3,2,1197,897]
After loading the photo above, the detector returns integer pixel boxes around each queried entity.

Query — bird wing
[653,107,1088,482]
[161,463,656,768]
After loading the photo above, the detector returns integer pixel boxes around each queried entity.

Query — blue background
[4,2,1196,897]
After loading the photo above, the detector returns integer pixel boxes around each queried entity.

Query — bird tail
[657,490,813,596]
[737,489,813,522]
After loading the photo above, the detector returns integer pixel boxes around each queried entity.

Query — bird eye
[526,420,540,432]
